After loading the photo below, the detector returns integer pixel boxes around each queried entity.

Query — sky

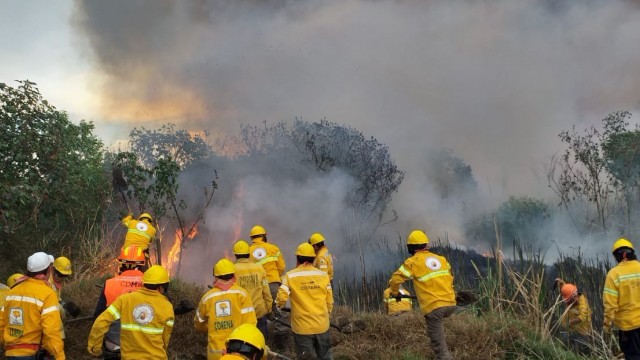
[3,0,640,263]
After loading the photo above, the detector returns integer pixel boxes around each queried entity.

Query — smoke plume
[73,0,640,273]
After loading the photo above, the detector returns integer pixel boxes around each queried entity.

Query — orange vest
[104,270,144,306]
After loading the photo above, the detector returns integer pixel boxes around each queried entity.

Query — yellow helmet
[295,243,316,257]
[613,238,634,252]
[233,240,250,255]
[250,225,266,238]
[407,230,429,245]
[143,265,170,284]
[139,213,153,222]
[7,273,24,288]
[309,232,326,246]
[214,259,235,277]
[226,323,266,353]
[53,256,73,275]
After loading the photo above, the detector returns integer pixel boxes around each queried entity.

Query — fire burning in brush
[166,225,198,275]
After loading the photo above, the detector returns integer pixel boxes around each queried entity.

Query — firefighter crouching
[0,252,66,359]
[388,230,457,360]
[195,259,257,360]
[87,265,174,359]
[220,324,267,360]
[233,240,272,338]
[603,238,640,359]
[555,279,592,355]
[276,243,333,360]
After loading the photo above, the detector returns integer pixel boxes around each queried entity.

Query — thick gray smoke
[73,0,640,273]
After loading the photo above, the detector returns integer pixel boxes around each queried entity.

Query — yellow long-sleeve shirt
[0,278,65,359]
[195,283,257,360]
[122,214,157,250]
[276,263,333,335]
[88,287,174,360]
[560,293,592,336]
[234,259,273,319]
[388,249,456,315]
[249,239,285,283]
[314,246,334,280]
[603,260,640,331]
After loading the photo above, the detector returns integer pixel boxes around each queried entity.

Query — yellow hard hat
[53,256,73,275]
[226,323,266,352]
[295,243,316,257]
[233,240,250,255]
[309,232,326,246]
[613,238,634,252]
[250,225,266,238]
[7,273,24,288]
[139,213,153,222]
[407,230,429,245]
[143,265,170,284]
[214,259,235,277]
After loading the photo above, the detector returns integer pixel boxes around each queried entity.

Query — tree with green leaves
[0,80,109,267]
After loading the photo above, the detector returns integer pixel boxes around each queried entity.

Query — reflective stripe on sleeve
[42,306,59,315]
[417,269,450,282]
[166,320,174,327]
[398,265,412,279]
[196,310,205,323]
[107,305,121,320]
[121,323,165,334]
[604,288,619,297]
[241,306,255,314]
[280,284,290,294]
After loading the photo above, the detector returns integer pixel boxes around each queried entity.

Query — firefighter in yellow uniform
[7,274,25,289]
[309,232,334,280]
[603,238,640,359]
[554,279,592,354]
[388,230,457,360]
[87,265,175,360]
[233,240,272,338]
[220,324,267,360]
[383,285,413,316]
[276,243,333,360]
[0,252,65,359]
[122,213,157,252]
[195,259,257,360]
[248,225,285,296]
[1,274,24,310]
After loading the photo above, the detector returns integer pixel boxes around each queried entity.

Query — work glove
[62,301,81,318]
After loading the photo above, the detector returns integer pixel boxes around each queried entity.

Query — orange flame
[166,225,198,275]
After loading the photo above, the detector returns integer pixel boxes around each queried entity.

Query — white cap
[27,252,54,272]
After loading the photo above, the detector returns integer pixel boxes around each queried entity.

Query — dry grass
[59,277,586,360]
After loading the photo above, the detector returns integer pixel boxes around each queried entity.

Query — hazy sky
[4,1,640,258]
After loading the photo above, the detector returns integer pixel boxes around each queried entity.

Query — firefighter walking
[0,252,66,359]
[603,238,640,360]
[88,265,174,360]
[194,258,257,360]
[388,230,457,360]
[276,243,333,360]
[232,240,272,338]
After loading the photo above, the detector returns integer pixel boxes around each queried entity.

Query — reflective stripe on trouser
[293,331,333,360]
[425,306,457,360]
